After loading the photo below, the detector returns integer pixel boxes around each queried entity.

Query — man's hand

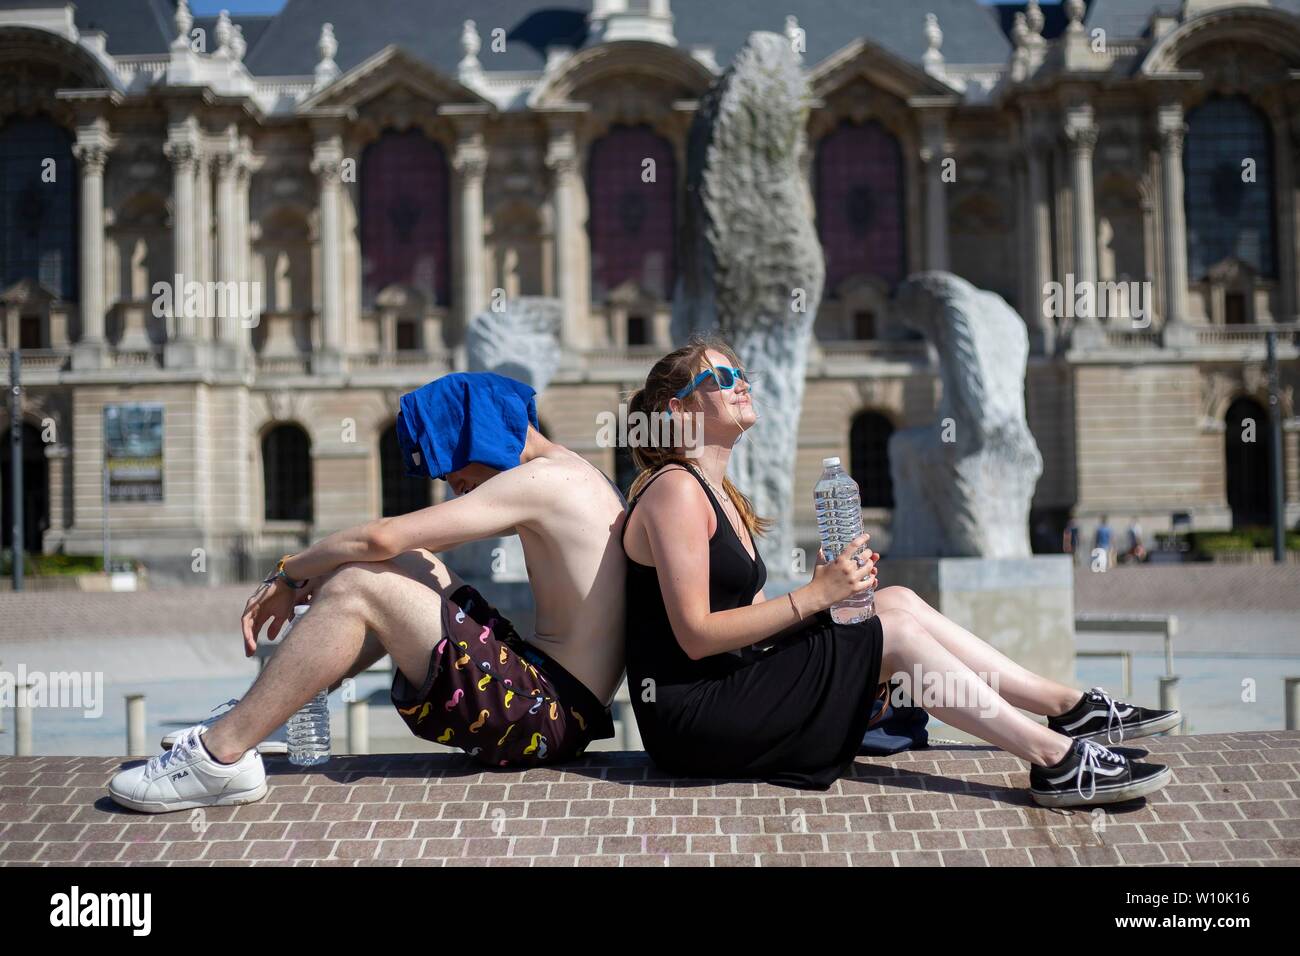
[240,578,301,658]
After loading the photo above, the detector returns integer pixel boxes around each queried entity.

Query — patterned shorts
[391,583,616,767]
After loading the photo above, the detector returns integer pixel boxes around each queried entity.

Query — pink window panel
[816,121,906,295]
[361,130,451,306]
[588,125,676,301]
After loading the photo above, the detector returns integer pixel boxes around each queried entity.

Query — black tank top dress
[622,463,886,791]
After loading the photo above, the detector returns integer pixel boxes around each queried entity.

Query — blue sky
[190,0,1050,14]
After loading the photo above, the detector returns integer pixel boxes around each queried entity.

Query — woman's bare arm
[637,469,873,660]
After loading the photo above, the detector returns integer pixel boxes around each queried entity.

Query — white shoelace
[1088,686,1126,744]
[1073,738,1126,801]
[147,725,205,779]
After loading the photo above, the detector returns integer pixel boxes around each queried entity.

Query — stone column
[1268,104,1296,325]
[213,148,248,360]
[164,131,200,363]
[1157,100,1194,346]
[71,136,108,368]
[312,134,345,371]
[546,123,586,350]
[452,127,488,340]
[1026,134,1055,354]
[919,113,950,272]
[1065,104,1102,345]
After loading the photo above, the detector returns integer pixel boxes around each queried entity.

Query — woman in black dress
[620,335,1177,805]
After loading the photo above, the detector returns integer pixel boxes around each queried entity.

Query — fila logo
[170,770,190,781]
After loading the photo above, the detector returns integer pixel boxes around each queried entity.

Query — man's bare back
[504,445,627,706]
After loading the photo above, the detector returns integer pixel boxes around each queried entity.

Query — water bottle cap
[823,456,841,468]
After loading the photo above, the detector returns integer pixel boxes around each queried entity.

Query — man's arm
[281,459,550,583]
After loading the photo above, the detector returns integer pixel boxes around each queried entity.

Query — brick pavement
[1,731,1297,866]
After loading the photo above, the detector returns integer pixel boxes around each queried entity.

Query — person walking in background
[1093,514,1114,570]
[1125,516,1147,564]
[1063,511,1081,566]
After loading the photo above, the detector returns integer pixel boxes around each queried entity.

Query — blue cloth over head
[395,372,540,481]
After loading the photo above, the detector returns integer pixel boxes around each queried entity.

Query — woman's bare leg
[877,606,1073,766]
[874,586,1082,718]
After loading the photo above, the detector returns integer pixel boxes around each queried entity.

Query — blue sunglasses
[676,364,750,399]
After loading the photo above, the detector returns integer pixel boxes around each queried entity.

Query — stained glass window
[0,116,77,300]
[361,130,451,306]
[588,125,676,301]
[816,121,906,296]
[1185,96,1276,279]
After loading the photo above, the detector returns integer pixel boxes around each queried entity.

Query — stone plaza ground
[1,731,1297,866]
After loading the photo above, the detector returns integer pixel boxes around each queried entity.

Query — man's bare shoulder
[506,450,623,509]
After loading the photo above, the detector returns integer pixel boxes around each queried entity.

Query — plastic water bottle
[282,604,331,766]
[814,457,876,624]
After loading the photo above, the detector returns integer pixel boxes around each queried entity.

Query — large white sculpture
[671,31,825,574]
[888,272,1044,558]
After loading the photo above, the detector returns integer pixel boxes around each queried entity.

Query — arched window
[0,116,76,299]
[588,125,676,301]
[263,424,313,523]
[1185,96,1276,279]
[0,422,48,554]
[361,130,451,306]
[1224,396,1274,529]
[816,121,906,295]
[380,423,431,517]
[849,411,895,509]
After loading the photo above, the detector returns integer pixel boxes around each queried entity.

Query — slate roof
[2,0,1014,75]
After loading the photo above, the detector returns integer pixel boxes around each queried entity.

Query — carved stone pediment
[1206,256,1257,284]
[300,44,489,117]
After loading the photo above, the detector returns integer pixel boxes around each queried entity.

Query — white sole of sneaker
[1030,765,1171,808]
[1072,711,1183,744]
[107,779,269,814]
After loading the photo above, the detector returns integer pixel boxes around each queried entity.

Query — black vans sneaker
[1030,738,1170,807]
[1048,686,1182,744]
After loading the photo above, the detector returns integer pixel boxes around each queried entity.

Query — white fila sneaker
[108,724,268,814]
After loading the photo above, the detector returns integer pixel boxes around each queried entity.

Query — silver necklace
[691,463,751,554]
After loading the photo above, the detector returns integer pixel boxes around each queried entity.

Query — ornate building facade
[0,0,1297,585]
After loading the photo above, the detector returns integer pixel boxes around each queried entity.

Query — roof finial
[1065,0,1086,33]
[231,23,246,64]
[1026,0,1045,38]
[923,13,945,76]
[459,19,484,87]
[314,22,340,90]
[172,0,193,51]
[215,9,233,57]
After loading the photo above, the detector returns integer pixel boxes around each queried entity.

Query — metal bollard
[1159,675,1181,735]
[1164,617,1177,677]
[125,694,146,756]
[347,699,370,755]
[1285,677,1300,731]
[15,680,33,756]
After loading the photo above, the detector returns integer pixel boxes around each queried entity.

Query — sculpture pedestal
[877,556,1076,739]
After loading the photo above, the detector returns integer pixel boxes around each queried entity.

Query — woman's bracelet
[787,591,802,622]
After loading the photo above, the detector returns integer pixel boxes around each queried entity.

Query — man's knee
[316,561,394,606]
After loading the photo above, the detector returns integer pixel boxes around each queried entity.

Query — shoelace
[1087,686,1126,744]
[147,725,206,778]
[1073,738,1126,801]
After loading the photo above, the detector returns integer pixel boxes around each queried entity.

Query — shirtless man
[107,372,627,813]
